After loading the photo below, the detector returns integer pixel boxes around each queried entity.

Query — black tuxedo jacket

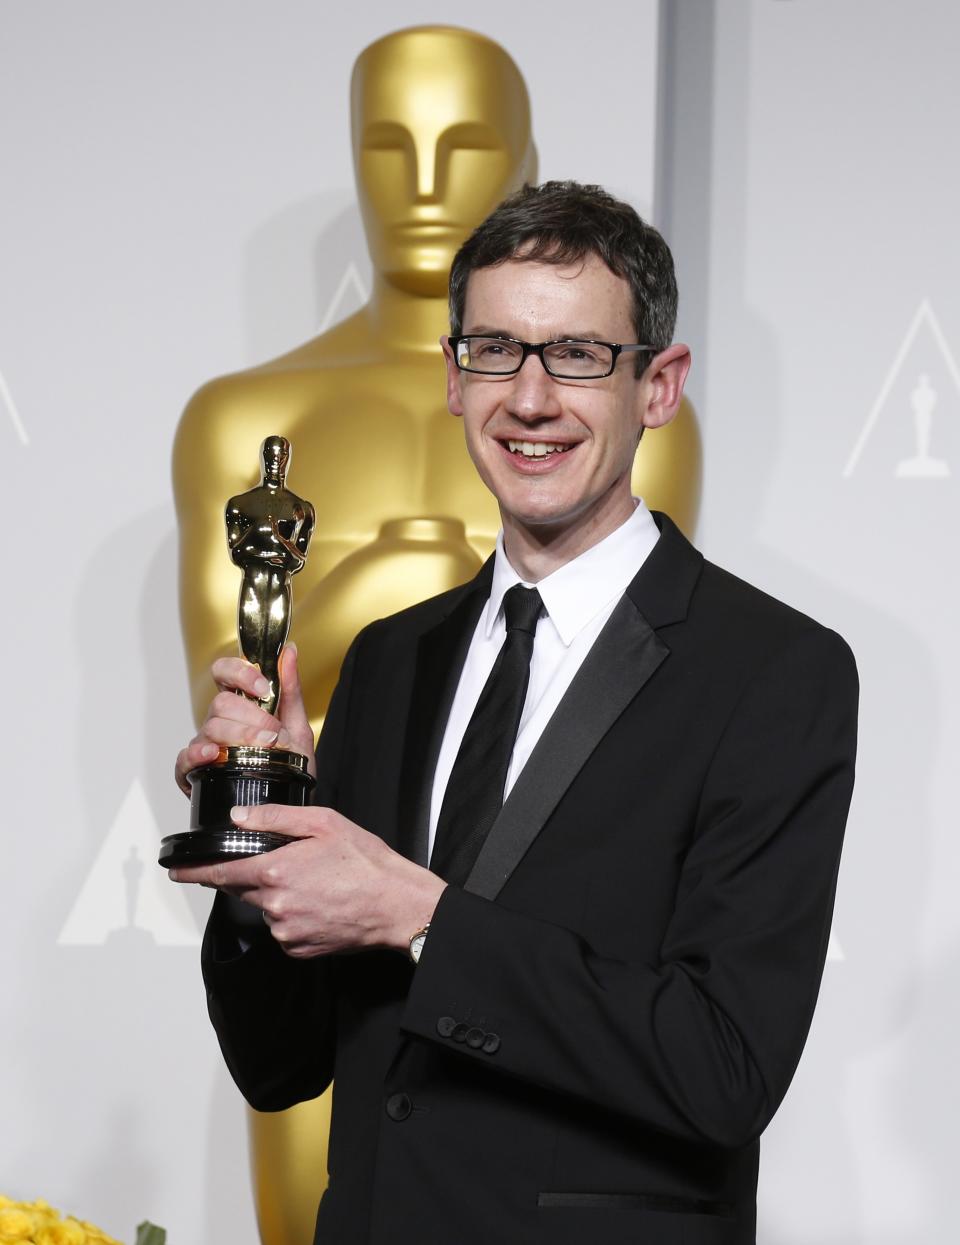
[202,514,858,1245]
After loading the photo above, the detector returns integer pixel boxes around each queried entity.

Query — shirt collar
[483,500,660,646]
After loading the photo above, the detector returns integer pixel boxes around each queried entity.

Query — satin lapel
[463,592,670,901]
[395,572,491,867]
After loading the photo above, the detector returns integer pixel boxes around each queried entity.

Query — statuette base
[159,745,314,868]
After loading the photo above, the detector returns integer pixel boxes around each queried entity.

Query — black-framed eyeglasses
[450,335,656,380]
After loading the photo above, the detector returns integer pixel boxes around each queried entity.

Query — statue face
[351,28,535,297]
[261,435,290,481]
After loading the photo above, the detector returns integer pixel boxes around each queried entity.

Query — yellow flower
[0,1196,125,1245]
[35,1219,88,1245]
[0,1206,35,1238]
[30,1206,59,1231]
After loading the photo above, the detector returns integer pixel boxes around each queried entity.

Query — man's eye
[556,345,598,362]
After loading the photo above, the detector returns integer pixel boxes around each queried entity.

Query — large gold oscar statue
[174,25,701,1245]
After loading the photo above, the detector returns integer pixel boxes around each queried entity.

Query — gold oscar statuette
[159,435,316,868]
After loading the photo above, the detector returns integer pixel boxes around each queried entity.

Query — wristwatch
[408,923,430,965]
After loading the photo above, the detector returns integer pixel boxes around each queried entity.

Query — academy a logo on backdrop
[58,778,200,947]
[317,261,368,334]
[844,298,958,479]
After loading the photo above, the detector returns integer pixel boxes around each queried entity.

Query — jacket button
[437,1016,457,1037]
[481,1032,501,1055]
[465,1027,485,1049]
[385,1092,412,1121]
[452,1023,469,1043]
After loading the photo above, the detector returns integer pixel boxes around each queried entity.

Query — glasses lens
[459,337,524,373]
[543,341,614,378]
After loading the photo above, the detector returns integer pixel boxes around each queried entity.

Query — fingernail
[257,729,279,745]
[200,742,219,759]
[168,869,179,882]
[231,806,249,822]
[254,677,271,696]
[286,642,298,657]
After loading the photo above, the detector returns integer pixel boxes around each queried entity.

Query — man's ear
[441,336,464,417]
[640,343,692,429]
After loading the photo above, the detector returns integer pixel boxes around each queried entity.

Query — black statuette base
[158,746,314,869]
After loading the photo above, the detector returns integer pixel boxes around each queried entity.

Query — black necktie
[430,584,543,886]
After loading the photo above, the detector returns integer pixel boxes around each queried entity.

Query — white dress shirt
[427,499,660,862]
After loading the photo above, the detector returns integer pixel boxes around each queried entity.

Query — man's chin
[500,502,583,540]
[498,485,636,553]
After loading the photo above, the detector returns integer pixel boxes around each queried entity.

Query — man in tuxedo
[172,181,858,1244]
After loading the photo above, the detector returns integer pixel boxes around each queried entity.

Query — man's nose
[504,352,561,420]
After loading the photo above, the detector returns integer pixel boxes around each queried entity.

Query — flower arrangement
[0,1197,164,1245]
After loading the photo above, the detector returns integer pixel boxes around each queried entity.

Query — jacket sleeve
[400,626,858,1148]
[200,632,362,1111]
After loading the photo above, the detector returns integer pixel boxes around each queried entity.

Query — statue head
[260,435,290,484]
[351,26,537,297]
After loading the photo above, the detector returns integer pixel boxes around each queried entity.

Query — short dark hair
[448,181,678,370]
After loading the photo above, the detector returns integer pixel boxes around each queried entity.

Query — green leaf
[135,1223,166,1245]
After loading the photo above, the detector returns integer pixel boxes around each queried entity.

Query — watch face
[410,932,427,964]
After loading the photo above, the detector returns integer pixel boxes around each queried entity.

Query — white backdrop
[1,1,956,1242]
[661,3,960,1241]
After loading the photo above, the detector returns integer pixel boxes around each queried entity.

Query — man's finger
[206,689,283,733]
[203,714,283,751]
[175,739,222,795]
[277,644,316,760]
[231,802,327,839]
[211,656,273,700]
[168,854,266,889]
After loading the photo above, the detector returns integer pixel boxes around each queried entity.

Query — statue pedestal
[159,746,314,867]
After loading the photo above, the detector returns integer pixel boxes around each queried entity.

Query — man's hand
[169,805,447,958]
[175,644,316,796]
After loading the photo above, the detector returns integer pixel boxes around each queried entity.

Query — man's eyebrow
[463,326,617,341]
[463,325,513,337]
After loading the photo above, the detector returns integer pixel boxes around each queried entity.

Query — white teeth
[506,440,570,457]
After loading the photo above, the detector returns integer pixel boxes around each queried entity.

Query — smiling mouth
[503,439,576,459]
